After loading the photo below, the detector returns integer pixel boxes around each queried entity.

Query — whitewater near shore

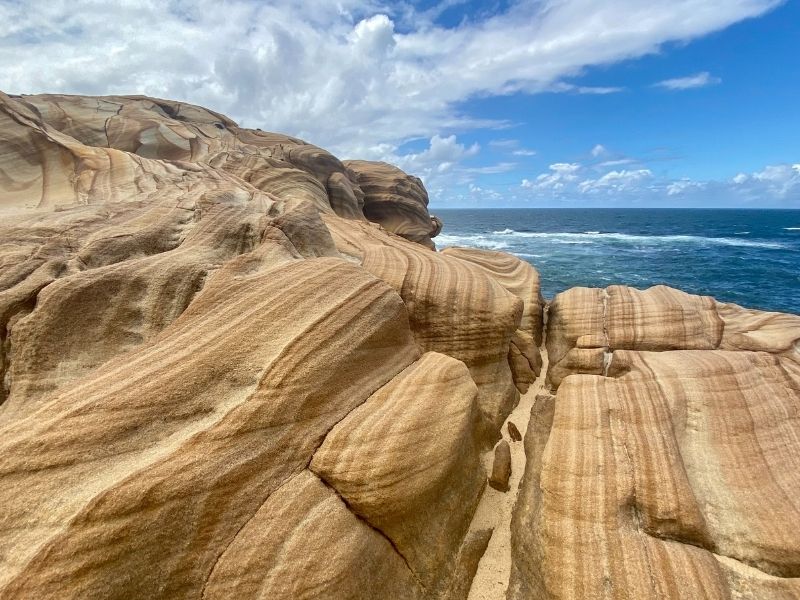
[1,92,799,599]
[436,208,800,315]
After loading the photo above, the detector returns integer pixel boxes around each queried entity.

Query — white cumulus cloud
[0,0,781,162]
[579,169,653,193]
[511,160,799,206]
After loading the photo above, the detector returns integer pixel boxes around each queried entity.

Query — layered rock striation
[1,92,799,600]
[510,285,800,600]
[0,92,541,599]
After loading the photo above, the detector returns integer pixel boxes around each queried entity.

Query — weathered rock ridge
[510,286,800,600]
[0,93,798,600]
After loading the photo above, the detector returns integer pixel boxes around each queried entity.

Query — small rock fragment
[507,421,522,442]
[489,440,512,492]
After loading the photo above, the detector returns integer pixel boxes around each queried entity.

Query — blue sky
[1,0,798,207]
[439,0,800,206]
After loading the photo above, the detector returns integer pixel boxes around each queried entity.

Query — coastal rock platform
[0,93,798,600]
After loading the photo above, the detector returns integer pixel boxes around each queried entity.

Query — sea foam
[448,230,785,249]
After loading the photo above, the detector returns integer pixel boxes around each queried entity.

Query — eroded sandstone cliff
[1,92,798,600]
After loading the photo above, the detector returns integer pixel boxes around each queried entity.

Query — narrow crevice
[315,475,427,592]
[199,468,307,600]
[302,361,428,589]
[101,102,124,147]
[466,331,550,600]
[641,519,800,579]
[601,288,613,376]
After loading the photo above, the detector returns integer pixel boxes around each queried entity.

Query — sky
[1,0,798,208]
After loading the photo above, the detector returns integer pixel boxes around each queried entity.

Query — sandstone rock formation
[345,160,441,248]
[0,92,538,599]
[510,286,800,600]
[441,247,544,394]
[323,216,528,443]
[2,91,799,600]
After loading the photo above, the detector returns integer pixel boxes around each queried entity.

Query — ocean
[434,209,800,315]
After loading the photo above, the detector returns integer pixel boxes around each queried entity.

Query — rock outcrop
[510,285,800,600]
[345,160,441,248]
[0,92,536,599]
[442,248,544,394]
[2,91,799,600]
[323,216,528,444]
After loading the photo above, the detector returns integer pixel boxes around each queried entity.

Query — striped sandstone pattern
[511,287,800,600]
[441,247,545,393]
[0,92,536,599]
[3,91,800,600]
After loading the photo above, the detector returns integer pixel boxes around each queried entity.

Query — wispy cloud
[461,162,518,175]
[654,71,722,90]
[550,83,625,95]
[591,144,608,158]
[488,139,536,157]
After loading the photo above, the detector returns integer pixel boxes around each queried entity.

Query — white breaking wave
[785,227,800,231]
[438,229,785,249]
[436,233,509,250]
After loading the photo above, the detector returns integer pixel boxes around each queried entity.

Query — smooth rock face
[510,286,800,600]
[345,160,440,248]
[0,92,538,599]
[441,248,544,394]
[489,440,512,492]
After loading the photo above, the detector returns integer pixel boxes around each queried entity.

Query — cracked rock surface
[509,285,800,600]
[1,92,799,600]
[0,92,538,600]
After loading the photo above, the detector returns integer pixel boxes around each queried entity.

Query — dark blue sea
[434,209,800,314]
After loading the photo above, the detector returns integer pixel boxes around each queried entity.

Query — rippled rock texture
[0,92,544,600]
[2,92,799,600]
[510,285,800,600]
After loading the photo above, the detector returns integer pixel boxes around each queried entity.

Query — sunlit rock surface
[2,92,799,600]
[0,92,524,599]
[510,285,800,600]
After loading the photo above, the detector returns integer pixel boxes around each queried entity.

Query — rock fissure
[466,345,550,600]
[641,527,800,580]
[199,468,307,599]
[316,475,427,592]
